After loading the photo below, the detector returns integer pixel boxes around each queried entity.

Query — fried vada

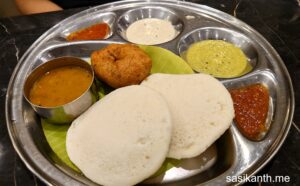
[91,44,152,88]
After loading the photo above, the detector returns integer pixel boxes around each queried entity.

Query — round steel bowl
[23,56,96,124]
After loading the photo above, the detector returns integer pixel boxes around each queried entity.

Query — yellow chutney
[29,66,93,107]
[186,40,250,78]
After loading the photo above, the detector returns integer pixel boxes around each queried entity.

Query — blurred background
[0,0,20,17]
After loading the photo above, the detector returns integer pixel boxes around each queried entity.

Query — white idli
[66,85,172,186]
[141,73,234,159]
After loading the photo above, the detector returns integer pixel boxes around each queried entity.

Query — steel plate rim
[5,0,295,185]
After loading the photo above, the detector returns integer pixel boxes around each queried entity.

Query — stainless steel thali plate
[5,0,294,185]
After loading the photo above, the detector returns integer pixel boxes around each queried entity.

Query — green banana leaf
[41,119,79,171]
[139,45,194,74]
[41,46,193,174]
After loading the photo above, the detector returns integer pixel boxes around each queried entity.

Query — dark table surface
[0,0,299,185]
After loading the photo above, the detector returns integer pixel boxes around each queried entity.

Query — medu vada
[91,44,152,88]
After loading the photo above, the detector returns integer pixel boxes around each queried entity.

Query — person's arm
[15,0,63,15]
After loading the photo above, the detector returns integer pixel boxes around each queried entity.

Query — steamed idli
[66,85,172,186]
[141,73,234,159]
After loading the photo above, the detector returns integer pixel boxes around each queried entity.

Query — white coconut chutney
[126,18,176,45]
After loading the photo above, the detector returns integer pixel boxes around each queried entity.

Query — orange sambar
[29,66,93,107]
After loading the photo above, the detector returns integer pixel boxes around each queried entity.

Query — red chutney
[229,84,269,140]
[66,23,110,41]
